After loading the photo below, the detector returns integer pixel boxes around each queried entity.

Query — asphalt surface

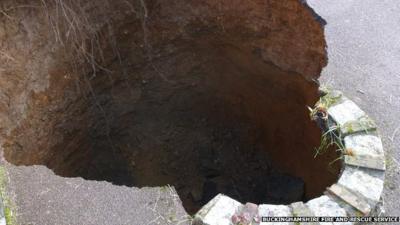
[2,1,400,225]
[5,165,190,225]
[308,0,400,219]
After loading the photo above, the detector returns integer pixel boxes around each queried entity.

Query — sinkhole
[0,0,340,215]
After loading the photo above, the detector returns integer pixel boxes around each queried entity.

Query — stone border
[193,89,386,225]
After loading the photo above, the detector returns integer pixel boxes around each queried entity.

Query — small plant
[308,92,347,166]
[313,125,345,158]
[309,88,377,166]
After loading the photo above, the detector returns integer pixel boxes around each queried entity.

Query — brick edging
[194,88,386,225]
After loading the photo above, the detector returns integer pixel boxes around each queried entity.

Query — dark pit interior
[1,0,340,215]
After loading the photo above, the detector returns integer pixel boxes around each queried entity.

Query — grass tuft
[308,91,346,166]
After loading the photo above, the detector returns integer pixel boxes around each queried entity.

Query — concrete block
[327,184,371,215]
[343,132,385,171]
[338,166,384,205]
[327,100,376,135]
[194,194,242,225]
[306,195,352,225]
[328,100,365,127]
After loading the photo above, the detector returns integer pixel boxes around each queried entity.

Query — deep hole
[1,1,340,215]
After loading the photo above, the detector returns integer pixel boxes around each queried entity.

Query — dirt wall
[0,0,335,213]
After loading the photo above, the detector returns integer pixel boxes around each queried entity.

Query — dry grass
[0,0,144,155]
[38,0,132,154]
[0,0,169,157]
[309,92,346,168]
[40,0,115,70]
[0,0,149,71]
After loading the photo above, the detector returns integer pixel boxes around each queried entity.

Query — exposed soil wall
[0,0,337,214]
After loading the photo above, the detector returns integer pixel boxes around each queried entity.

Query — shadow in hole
[51,71,310,214]
[3,43,340,215]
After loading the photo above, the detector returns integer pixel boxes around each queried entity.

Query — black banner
[261,216,400,223]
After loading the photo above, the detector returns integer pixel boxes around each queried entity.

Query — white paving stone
[344,134,384,156]
[344,134,385,170]
[344,155,385,170]
[338,166,384,204]
[194,194,242,225]
[323,193,361,217]
[259,204,292,225]
[327,184,371,215]
[306,195,352,225]
[327,100,365,127]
